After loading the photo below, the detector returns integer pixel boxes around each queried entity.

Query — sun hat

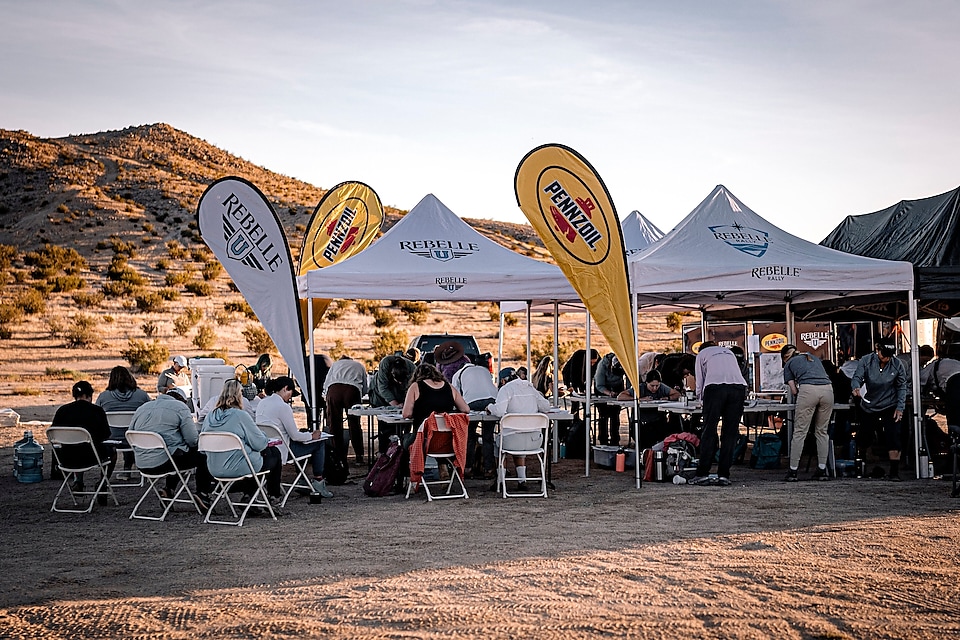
[435,340,465,365]
[173,355,187,367]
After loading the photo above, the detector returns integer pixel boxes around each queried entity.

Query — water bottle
[15,430,44,483]
[918,448,930,478]
[559,442,567,458]
[12,430,29,479]
[615,447,626,473]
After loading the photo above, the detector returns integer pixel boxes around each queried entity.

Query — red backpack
[362,438,404,497]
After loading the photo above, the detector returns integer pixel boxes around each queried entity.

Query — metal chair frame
[125,429,202,521]
[198,431,276,526]
[497,413,550,498]
[47,426,119,513]
[405,414,468,501]
[258,423,314,507]
[105,411,142,487]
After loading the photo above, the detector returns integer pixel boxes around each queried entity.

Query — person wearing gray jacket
[852,341,908,480]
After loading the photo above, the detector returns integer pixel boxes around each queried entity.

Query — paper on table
[859,384,869,403]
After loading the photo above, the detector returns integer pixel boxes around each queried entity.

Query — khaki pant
[790,384,834,468]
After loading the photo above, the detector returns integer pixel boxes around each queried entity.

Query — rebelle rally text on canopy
[221,192,284,272]
[542,180,603,250]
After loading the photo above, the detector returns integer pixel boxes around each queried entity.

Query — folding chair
[198,431,276,526]
[125,430,203,521]
[497,413,549,498]
[105,410,141,487]
[47,426,119,513]
[258,424,313,507]
[406,414,468,501]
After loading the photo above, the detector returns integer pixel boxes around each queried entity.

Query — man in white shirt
[323,356,369,466]
[256,376,333,498]
[691,342,748,486]
[452,362,498,479]
[487,369,551,490]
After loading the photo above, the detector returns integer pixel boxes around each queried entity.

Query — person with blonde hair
[202,379,283,507]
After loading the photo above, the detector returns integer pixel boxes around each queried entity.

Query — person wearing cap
[594,352,630,446]
[51,381,116,493]
[852,340,908,480]
[157,355,189,394]
[435,340,470,383]
[451,359,499,479]
[781,344,834,482]
[323,356,369,466]
[128,388,214,508]
[257,376,333,499]
[487,367,551,491]
[690,341,748,487]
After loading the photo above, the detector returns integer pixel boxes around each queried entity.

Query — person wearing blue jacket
[202,379,283,504]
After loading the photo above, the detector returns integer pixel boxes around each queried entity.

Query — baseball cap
[173,355,187,367]
[878,342,896,357]
[498,367,517,383]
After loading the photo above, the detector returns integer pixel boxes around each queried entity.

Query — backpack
[324,446,349,486]
[749,433,782,470]
[363,439,404,497]
[563,417,587,459]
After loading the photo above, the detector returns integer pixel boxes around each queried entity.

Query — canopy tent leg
[908,290,921,478]
[585,311,592,478]
[308,297,317,430]
[633,291,641,489]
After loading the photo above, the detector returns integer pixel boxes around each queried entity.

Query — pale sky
[3,0,958,242]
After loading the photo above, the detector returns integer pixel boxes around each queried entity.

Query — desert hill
[0,123,678,423]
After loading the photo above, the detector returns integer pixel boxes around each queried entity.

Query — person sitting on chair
[486,368,551,491]
[96,365,151,480]
[451,359,499,479]
[51,380,117,494]
[618,369,680,447]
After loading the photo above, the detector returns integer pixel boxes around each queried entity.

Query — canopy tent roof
[297,193,579,303]
[821,185,960,300]
[622,210,665,256]
[627,185,914,311]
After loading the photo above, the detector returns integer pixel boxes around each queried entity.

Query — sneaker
[690,476,715,486]
[785,469,799,482]
[716,477,731,486]
[312,478,334,499]
[194,492,212,511]
[812,468,830,482]
[886,473,902,482]
[516,481,528,492]
[115,471,130,482]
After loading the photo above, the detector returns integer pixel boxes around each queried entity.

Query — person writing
[852,340,908,481]
[486,368,552,491]
[690,342,747,486]
[157,355,189,394]
[781,344,834,482]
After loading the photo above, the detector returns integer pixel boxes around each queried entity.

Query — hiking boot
[812,468,830,481]
[785,469,799,482]
[312,478,334,498]
[715,477,731,486]
[690,476,715,486]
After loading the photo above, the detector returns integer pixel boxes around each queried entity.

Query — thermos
[855,458,865,478]
[653,450,667,481]
[918,448,930,478]
[615,447,626,473]
[559,442,567,458]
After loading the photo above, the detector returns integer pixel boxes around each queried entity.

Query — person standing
[594,353,629,445]
[369,352,417,454]
[691,342,747,486]
[451,360,499,479]
[157,355,189,394]
[323,356,369,465]
[561,348,599,421]
[852,340,908,480]
[781,344,835,481]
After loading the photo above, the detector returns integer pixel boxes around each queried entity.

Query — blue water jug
[12,430,29,479]
[15,430,44,483]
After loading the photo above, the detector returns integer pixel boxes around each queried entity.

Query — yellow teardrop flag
[514,144,638,388]
[298,181,384,337]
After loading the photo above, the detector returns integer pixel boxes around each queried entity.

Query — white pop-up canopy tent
[622,210,665,256]
[297,193,578,303]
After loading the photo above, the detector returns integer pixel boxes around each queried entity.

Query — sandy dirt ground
[2,417,960,640]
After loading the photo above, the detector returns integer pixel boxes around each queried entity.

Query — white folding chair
[105,411,141,487]
[258,424,313,507]
[198,431,276,526]
[47,426,119,513]
[125,430,203,521]
[405,414,468,501]
[497,413,550,498]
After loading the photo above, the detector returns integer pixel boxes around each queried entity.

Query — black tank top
[411,380,455,429]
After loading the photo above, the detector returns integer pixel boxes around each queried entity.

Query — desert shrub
[185,306,203,324]
[154,258,170,271]
[166,240,189,260]
[224,299,256,319]
[64,313,99,347]
[371,328,409,362]
[31,280,55,294]
[23,243,86,275]
[101,280,139,297]
[354,299,381,315]
[329,338,351,360]
[0,303,24,324]
[46,315,65,337]
[13,387,41,396]
[51,275,86,292]
[193,323,216,350]
[185,280,213,296]
[323,299,352,322]
[15,288,46,315]
[45,366,83,380]
[528,336,578,367]
[141,320,159,337]
[135,292,165,312]
[143,222,154,233]
[372,307,395,328]
[173,307,203,336]
[122,338,169,373]
[0,244,18,270]
[242,325,275,354]
[666,311,693,332]
[107,256,146,285]
[201,261,223,281]
[158,287,180,301]
[165,271,191,286]
[72,290,104,308]
[398,300,429,325]
[503,314,519,327]
[213,310,233,326]
[107,236,137,257]
[12,270,27,284]
[190,247,210,261]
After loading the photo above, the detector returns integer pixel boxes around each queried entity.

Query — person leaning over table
[851,340,908,481]
[451,359,499,479]
[486,367,552,491]
[919,349,960,438]
[257,376,333,499]
[594,353,630,446]
[202,379,284,509]
[369,351,417,454]
[618,369,680,447]
[780,344,834,482]
[690,341,748,487]
[323,355,369,466]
